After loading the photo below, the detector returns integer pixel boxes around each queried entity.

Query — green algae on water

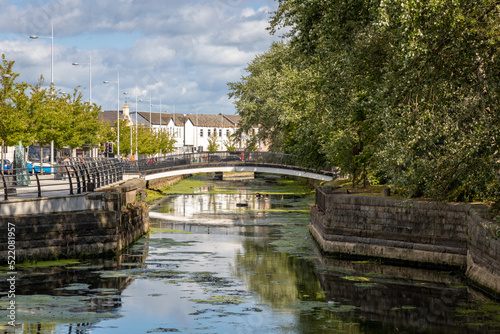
[286,300,358,314]
[163,177,213,194]
[0,294,122,324]
[15,259,80,269]
[150,228,194,234]
[189,295,246,305]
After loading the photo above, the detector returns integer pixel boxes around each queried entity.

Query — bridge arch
[131,151,335,182]
[144,165,333,181]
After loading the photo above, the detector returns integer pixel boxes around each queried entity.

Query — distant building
[127,108,264,154]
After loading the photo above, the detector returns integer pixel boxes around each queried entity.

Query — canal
[1,174,500,333]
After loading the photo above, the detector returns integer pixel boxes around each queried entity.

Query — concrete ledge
[311,189,500,295]
[0,179,149,263]
[310,221,467,267]
[0,194,103,216]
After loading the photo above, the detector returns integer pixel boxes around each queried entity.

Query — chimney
[123,104,130,118]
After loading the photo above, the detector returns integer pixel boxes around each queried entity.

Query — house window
[214,128,217,136]
[226,130,230,137]
[200,129,203,137]
[219,129,222,137]
[208,129,211,136]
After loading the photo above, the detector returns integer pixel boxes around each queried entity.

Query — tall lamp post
[134,87,139,158]
[1,74,11,171]
[104,72,120,157]
[30,20,55,165]
[71,53,92,104]
[123,92,133,157]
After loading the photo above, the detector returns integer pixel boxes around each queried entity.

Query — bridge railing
[0,157,124,201]
[122,151,334,177]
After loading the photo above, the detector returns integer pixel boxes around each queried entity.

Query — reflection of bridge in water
[0,152,335,201]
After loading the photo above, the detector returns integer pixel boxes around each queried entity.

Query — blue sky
[0,0,281,114]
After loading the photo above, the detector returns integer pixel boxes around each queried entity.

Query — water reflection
[3,176,499,333]
[0,256,143,333]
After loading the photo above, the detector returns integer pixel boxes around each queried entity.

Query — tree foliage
[229,0,500,202]
[131,124,176,156]
[207,132,219,152]
[0,54,107,159]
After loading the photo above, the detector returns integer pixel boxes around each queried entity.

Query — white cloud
[0,0,281,114]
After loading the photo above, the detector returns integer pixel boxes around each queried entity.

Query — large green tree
[231,0,500,202]
[0,55,30,167]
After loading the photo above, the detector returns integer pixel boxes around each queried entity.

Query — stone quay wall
[310,187,500,295]
[0,178,149,263]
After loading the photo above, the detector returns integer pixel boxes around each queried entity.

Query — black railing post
[74,164,82,194]
[82,163,91,190]
[104,160,110,185]
[95,160,102,188]
[65,166,74,195]
[34,172,41,197]
[111,160,116,183]
[1,172,8,201]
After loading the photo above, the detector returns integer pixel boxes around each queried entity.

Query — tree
[223,133,238,151]
[0,55,30,168]
[207,132,219,152]
[63,89,104,150]
[156,129,176,155]
[230,0,500,202]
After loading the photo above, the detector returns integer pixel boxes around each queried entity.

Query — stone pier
[311,187,500,296]
[0,178,149,263]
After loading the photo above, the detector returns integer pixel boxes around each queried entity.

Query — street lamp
[1,74,12,170]
[123,92,132,157]
[104,72,120,157]
[30,20,55,166]
[30,21,53,85]
[72,52,92,104]
[134,87,139,158]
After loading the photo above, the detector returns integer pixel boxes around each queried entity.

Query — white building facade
[130,111,260,154]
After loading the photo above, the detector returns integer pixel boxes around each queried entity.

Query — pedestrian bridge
[0,152,335,202]
[131,152,335,182]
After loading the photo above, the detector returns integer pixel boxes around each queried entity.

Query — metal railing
[0,151,335,201]
[0,157,124,201]
[122,151,335,177]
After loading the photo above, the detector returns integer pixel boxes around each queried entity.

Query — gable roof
[137,111,241,128]
[99,110,124,125]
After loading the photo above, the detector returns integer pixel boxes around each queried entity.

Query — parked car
[207,155,222,162]
[2,159,11,174]
[26,162,55,174]
[222,155,241,162]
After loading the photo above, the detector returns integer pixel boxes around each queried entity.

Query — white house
[132,110,258,154]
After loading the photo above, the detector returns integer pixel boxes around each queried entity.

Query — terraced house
[123,105,263,154]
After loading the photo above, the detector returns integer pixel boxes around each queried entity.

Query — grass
[323,178,405,198]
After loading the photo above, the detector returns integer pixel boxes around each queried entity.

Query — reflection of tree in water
[233,238,364,333]
[314,255,499,334]
[234,239,323,308]
[1,253,147,332]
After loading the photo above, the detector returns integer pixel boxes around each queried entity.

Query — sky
[0,0,283,115]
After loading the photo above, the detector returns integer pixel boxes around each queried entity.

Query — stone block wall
[466,208,500,294]
[0,178,149,263]
[311,187,500,295]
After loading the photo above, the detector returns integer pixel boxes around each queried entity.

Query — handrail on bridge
[0,157,124,201]
[0,151,335,201]
[122,151,335,177]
